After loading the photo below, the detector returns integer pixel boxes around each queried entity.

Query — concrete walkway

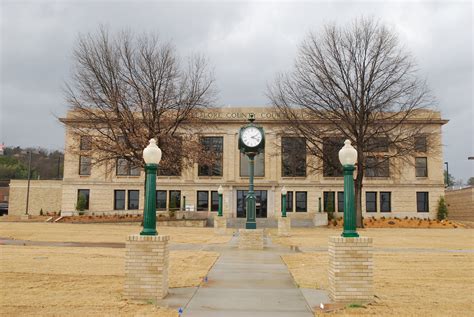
[180,235,325,317]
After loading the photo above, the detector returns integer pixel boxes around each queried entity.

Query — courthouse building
[45,106,447,220]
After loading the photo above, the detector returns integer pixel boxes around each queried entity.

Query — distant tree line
[0,147,63,180]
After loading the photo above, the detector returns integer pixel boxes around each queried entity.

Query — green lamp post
[339,139,359,238]
[141,139,162,236]
[217,185,224,217]
[281,186,287,217]
[238,114,265,229]
[318,197,322,213]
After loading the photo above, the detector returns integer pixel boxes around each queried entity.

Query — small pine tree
[76,194,87,212]
[437,196,448,220]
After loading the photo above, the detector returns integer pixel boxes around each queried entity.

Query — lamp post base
[140,228,158,236]
[245,221,257,229]
[341,230,359,238]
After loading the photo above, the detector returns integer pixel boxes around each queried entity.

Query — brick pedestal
[239,229,264,250]
[278,217,291,236]
[124,234,170,301]
[214,215,227,235]
[21,214,31,220]
[313,213,328,227]
[328,236,373,304]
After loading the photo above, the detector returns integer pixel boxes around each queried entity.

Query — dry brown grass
[0,222,232,244]
[269,227,474,250]
[279,227,474,316]
[0,245,218,316]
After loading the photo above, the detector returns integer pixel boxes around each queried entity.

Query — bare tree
[64,27,216,175]
[268,17,437,226]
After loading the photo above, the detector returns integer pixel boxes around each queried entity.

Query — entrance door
[236,190,267,218]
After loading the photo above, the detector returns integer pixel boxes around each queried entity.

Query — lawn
[276,227,474,317]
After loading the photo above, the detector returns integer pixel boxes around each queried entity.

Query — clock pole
[246,152,257,229]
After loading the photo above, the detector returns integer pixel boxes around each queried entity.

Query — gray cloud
[1,0,472,181]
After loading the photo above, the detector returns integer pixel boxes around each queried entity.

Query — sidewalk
[181,235,326,317]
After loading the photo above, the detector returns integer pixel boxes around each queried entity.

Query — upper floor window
[323,138,344,177]
[79,156,91,175]
[199,137,223,177]
[415,136,427,152]
[366,157,389,177]
[116,158,140,176]
[282,137,306,177]
[240,151,265,177]
[80,136,92,151]
[415,157,428,177]
[365,137,389,152]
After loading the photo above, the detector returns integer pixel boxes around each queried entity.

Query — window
[169,190,181,211]
[114,190,125,210]
[366,157,389,177]
[323,138,344,177]
[79,156,91,175]
[156,190,167,210]
[80,136,92,150]
[366,192,377,212]
[282,191,293,213]
[128,190,139,210]
[295,192,307,212]
[282,137,306,177]
[240,151,265,177]
[323,191,335,212]
[199,137,223,176]
[116,158,140,176]
[417,192,429,212]
[337,191,344,213]
[365,137,389,152]
[415,157,428,177]
[211,191,219,211]
[197,191,209,211]
[415,136,427,152]
[77,189,90,210]
[380,192,391,212]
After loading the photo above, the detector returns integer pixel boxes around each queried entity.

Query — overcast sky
[1,0,473,182]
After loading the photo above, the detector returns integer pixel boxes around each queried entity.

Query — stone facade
[445,187,474,221]
[8,180,62,215]
[6,107,444,220]
[328,236,373,304]
[313,213,328,226]
[278,217,291,236]
[214,215,227,234]
[239,229,264,250]
[124,234,170,301]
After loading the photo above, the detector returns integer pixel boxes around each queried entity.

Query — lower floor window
[324,191,335,212]
[295,191,307,212]
[380,192,391,212]
[77,189,90,210]
[366,192,377,212]
[197,191,209,211]
[156,190,167,210]
[169,190,181,210]
[114,190,125,210]
[211,191,219,211]
[417,192,429,212]
[337,191,344,213]
[128,190,139,210]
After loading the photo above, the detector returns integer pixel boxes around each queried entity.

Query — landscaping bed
[327,216,464,228]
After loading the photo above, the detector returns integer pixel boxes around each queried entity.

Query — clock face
[242,127,263,148]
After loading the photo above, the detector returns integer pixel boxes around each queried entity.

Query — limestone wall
[9,180,62,215]
[445,187,474,221]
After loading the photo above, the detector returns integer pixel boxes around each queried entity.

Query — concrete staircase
[226,217,315,228]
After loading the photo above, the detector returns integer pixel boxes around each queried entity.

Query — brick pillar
[239,229,264,249]
[328,236,373,304]
[124,234,170,300]
[214,215,227,235]
[278,217,291,236]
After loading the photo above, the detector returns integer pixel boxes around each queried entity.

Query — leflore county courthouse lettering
[8,107,447,221]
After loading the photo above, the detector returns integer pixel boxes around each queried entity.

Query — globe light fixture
[281,186,288,217]
[141,139,162,236]
[338,139,359,238]
[217,185,224,217]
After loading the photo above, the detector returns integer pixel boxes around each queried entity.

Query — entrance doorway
[236,190,267,218]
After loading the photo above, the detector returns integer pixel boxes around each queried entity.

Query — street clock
[238,114,265,154]
[238,113,265,229]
